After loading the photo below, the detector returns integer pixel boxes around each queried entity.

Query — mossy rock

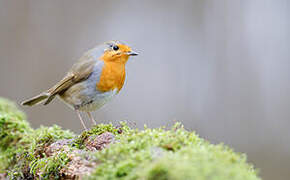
[0,98,261,180]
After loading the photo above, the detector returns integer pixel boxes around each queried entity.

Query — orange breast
[96,61,126,92]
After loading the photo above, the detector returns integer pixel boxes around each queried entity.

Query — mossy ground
[0,98,261,180]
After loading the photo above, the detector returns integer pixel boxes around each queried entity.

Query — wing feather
[44,56,98,105]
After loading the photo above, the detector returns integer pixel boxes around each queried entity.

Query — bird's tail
[21,92,50,106]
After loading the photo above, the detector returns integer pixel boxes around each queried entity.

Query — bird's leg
[76,110,87,130]
[87,112,97,125]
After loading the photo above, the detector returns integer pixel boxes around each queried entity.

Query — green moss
[0,98,261,180]
[0,98,32,172]
[74,123,121,148]
[139,146,258,180]
[27,125,74,158]
[87,124,260,180]
[26,126,74,178]
[8,125,75,179]
[0,98,75,179]
[29,152,69,179]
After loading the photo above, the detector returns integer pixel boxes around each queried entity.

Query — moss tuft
[29,152,69,179]
[139,146,258,180]
[88,125,260,180]
[0,98,75,178]
[0,98,32,172]
[28,125,74,159]
[8,125,75,179]
[73,122,126,148]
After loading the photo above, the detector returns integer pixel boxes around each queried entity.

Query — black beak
[127,51,138,56]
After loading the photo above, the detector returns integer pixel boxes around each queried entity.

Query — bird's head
[101,40,138,63]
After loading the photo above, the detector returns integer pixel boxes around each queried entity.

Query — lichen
[0,98,261,180]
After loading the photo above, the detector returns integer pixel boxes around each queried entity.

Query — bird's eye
[112,45,119,51]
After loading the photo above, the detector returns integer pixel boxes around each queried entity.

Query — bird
[21,40,138,130]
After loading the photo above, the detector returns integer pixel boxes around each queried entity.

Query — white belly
[77,89,118,112]
[59,88,118,112]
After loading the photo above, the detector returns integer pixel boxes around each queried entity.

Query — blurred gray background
[0,0,289,179]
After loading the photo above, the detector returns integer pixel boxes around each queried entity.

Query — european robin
[21,40,138,129]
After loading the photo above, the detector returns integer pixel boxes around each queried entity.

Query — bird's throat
[96,61,126,92]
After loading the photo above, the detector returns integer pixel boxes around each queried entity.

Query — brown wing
[44,56,97,105]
